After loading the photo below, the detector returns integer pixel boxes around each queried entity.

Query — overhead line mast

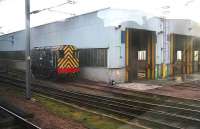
[25,0,31,99]
[24,0,75,99]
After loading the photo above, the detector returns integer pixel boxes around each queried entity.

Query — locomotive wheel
[50,72,58,81]
[66,73,79,81]
[32,72,40,79]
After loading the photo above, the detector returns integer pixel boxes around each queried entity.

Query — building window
[194,51,199,61]
[138,50,146,60]
[121,31,126,44]
[79,48,107,67]
[177,51,182,61]
[0,51,25,60]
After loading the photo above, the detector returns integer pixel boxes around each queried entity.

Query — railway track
[67,80,200,109]
[1,75,200,129]
[174,80,200,89]
[0,105,41,129]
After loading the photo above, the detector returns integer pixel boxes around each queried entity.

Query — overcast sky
[0,0,199,34]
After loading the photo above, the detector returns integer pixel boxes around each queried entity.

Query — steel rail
[1,76,200,128]
[69,81,200,109]
[5,75,200,116]
[1,75,200,114]
[31,86,200,128]
[0,105,41,129]
[38,82,200,119]
[2,74,200,112]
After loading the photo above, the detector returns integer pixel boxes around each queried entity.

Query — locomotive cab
[31,45,80,80]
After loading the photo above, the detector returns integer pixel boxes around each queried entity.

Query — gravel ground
[0,86,88,129]
[34,78,200,100]
[147,85,200,99]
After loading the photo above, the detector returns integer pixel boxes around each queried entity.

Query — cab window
[59,50,64,58]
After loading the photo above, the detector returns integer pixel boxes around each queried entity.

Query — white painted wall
[1,9,200,66]
[1,8,200,82]
[80,67,125,83]
[97,9,200,66]
[0,12,115,51]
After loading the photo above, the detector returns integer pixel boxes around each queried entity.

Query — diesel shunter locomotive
[31,45,80,79]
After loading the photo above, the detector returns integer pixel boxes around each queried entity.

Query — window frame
[138,50,146,61]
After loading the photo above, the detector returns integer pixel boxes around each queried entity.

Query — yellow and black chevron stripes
[57,45,79,68]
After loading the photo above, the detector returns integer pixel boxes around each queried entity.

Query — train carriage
[31,45,80,79]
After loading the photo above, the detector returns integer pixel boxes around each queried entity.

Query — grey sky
[0,0,199,34]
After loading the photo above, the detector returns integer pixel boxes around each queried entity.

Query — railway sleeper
[43,85,200,121]
[1,76,199,118]
[2,74,200,110]
[70,81,200,108]
[38,90,196,129]
[0,76,200,126]
[50,93,183,129]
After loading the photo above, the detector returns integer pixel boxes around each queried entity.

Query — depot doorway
[125,28,156,82]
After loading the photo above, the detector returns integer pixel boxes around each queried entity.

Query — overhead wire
[30,0,75,14]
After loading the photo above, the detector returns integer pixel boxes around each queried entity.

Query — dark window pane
[78,48,107,67]
[59,50,64,58]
